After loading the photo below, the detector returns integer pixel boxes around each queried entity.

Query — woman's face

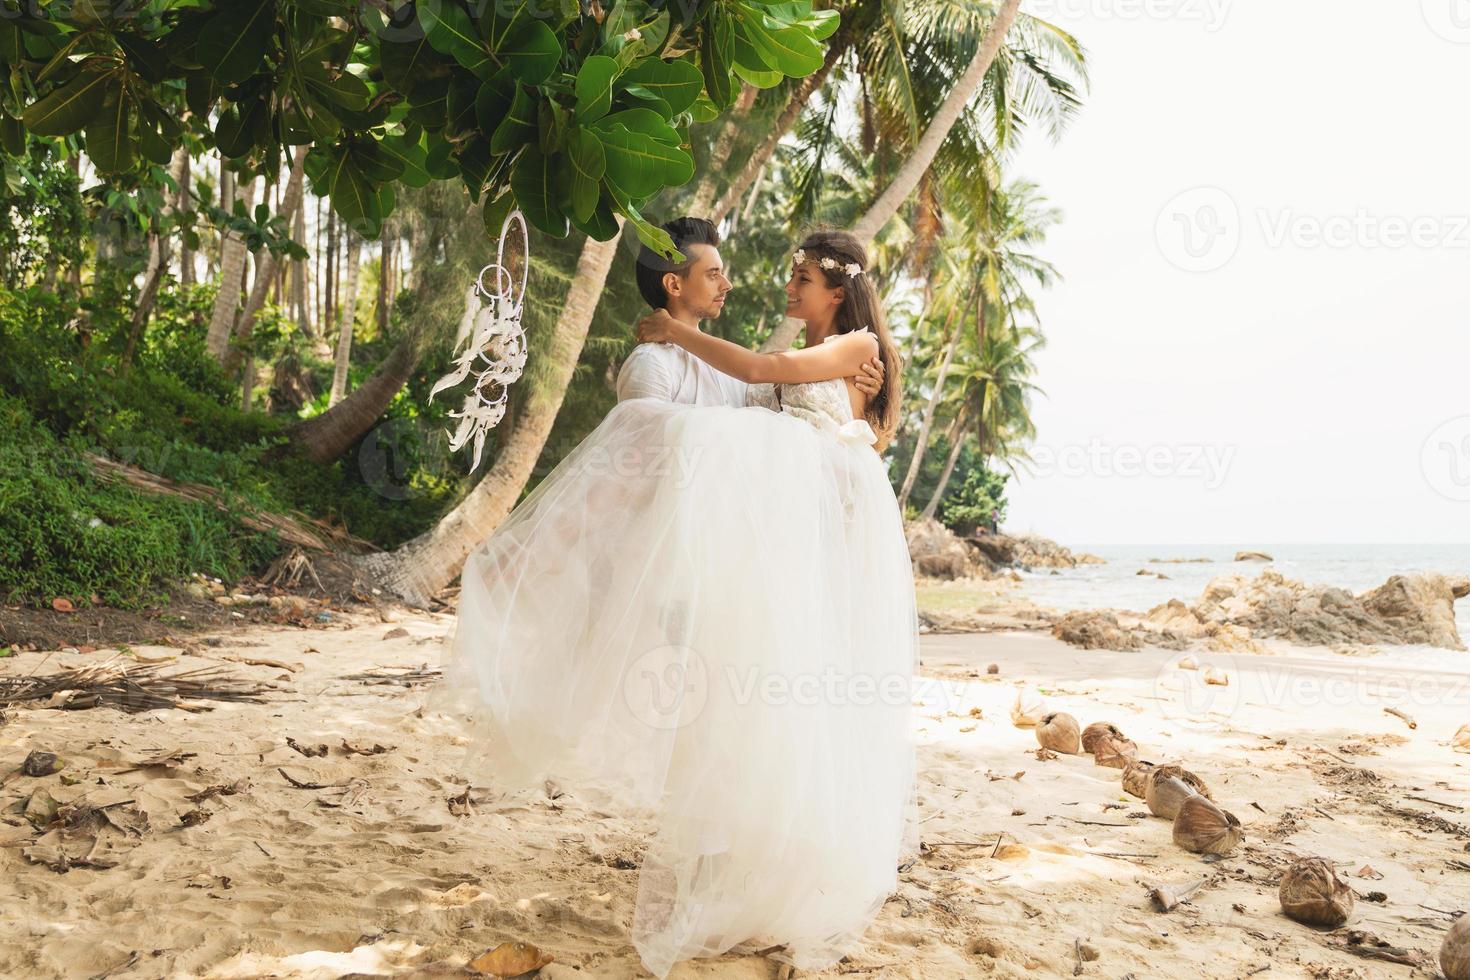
[784,260,844,323]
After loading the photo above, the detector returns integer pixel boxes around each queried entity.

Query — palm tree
[205,169,256,360]
[328,228,363,407]
[357,221,626,607]
[852,0,1025,243]
[761,0,1083,350]
[895,177,1058,508]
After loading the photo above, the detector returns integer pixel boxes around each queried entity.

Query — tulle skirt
[424,397,920,977]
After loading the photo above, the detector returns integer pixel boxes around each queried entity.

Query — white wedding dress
[427,330,920,977]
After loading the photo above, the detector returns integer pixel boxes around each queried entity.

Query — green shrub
[0,393,278,608]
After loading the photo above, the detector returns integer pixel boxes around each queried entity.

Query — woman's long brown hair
[796,229,903,453]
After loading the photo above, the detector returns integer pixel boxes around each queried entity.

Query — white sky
[1002,0,1470,545]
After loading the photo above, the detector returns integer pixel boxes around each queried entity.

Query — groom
[616,217,884,405]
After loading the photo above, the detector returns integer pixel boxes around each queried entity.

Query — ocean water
[1015,543,1470,644]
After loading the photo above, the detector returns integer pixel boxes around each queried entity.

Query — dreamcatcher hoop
[428,208,531,472]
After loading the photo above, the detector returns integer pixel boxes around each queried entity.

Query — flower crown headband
[792,247,863,279]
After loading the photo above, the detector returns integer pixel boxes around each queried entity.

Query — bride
[427,229,920,977]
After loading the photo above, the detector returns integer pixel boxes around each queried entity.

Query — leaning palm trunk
[358,224,625,606]
[205,174,258,360]
[292,336,420,464]
[851,0,1023,245]
[328,229,363,406]
[684,84,758,216]
[712,28,850,224]
[897,312,963,510]
[921,412,969,520]
[761,2,1020,355]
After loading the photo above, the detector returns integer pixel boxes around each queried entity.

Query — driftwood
[82,451,376,554]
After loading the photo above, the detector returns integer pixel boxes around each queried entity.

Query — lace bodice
[744,328,876,447]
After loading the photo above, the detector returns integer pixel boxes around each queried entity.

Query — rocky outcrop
[1234,550,1274,562]
[1183,569,1469,651]
[1051,610,1143,651]
[970,533,1105,571]
[905,518,992,580]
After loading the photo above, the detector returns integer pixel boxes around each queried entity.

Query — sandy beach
[2,586,1468,979]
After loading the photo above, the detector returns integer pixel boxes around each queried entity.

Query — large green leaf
[500,19,560,85]
[566,128,605,223]
[573,55,619,123]
[419,0,495,80]
[198,0,276,86]
[592,123,692,199]
[327,146,380,235]
[599,107,680,146]
[569,193,619,241]
[405,75,450,129]
[604,187,681,261]
[379,5,439,97]
[732,62,783,89]
[736,4,824,76]
[618,57,703,116]
[511,144,568,237]
[490,83,536,154]
[475,70,516,134]
[21,63,114,136]
[86,86,134,174]
[215,93,271,158]
[300,64,371,112]
[699,8,735,109]
[114,32,169,84]
[0,19,22,66]
[352,139,407,184]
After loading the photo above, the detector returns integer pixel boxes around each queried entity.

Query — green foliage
[0,281,461,572]
[0,391,278,609]
[3,0,837,256]
[0,143,86,287]
[939,464,1008,535]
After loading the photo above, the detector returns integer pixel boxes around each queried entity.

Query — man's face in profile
[672,243,733,321]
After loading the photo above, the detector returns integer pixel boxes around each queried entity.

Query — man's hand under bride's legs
[852,354,884,398]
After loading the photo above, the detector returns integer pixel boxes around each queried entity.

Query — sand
[1,598,1468,979]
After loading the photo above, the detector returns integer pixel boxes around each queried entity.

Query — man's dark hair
[635,217,721,309]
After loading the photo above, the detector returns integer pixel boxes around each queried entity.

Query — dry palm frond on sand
[0,659,271,713]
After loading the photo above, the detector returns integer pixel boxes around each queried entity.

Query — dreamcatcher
[429,209,530,472]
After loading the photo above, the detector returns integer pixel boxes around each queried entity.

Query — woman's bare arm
[637,311,879,385]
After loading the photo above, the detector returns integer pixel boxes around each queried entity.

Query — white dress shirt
[615,342,750,408]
